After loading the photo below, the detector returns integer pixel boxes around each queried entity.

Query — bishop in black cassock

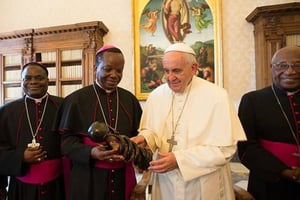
[0,176,7,200]
[238,45,300,200]
[0,62,65,200]
[0,95,64,200]
[56,83,142,200]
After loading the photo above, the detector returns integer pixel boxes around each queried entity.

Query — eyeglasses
[272,63,300,72]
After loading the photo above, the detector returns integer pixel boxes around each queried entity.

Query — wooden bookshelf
[247,2,300,89]
[0,21,108,104]
[1,54,23,103]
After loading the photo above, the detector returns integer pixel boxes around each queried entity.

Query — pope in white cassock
[132,43,246,200]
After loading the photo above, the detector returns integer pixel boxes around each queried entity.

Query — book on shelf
[5,86,22,99]
[47,85,57,96]
[61,49,82,61]
[47,67,57,79]
[61,84,82,97]
[41,52,56,62]
[4,70,21,81]
[61,65,82,79]
[4,55,22,66]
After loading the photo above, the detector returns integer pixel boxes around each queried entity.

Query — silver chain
[92,83,119,131]
[168,81,192,151]
[24,95,49,142]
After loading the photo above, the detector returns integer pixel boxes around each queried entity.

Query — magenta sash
[260,139,300,167]
[83,137,136,200]
[17,159,62,184]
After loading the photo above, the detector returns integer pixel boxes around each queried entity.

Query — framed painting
[133,0,223,100]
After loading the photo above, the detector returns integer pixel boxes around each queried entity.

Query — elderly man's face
[163,51,197,93]
[272,47,300,93]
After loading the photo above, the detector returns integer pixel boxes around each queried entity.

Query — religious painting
[133,0,223,100]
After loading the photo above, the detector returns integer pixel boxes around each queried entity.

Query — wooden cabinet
[2,54,23,102]
[0,21,108,105]
[35,49,83,97]
[246,2,300,89]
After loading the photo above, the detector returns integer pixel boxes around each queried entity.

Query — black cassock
[238,85,300,200]
[0,175,7,200]
[56,83,142,200]
[0,95,64,200]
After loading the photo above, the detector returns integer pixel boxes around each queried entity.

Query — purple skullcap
[96,45,118,55]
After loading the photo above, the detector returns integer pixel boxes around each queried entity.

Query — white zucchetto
[164,43,196,55]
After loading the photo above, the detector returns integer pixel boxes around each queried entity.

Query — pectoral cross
[28,138,40,148]
[167,135,177,152]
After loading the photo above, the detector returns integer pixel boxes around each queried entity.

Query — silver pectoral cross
[28,138,40,148]
[167,135,177,152]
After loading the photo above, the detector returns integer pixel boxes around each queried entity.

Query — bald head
[271,46,300,93]
[272,46,300,64]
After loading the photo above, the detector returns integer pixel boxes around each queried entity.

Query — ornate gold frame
[133,0,223,100]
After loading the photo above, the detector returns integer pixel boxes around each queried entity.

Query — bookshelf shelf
[4,64,21,68]
[3,81,21,85]
[0,21,108,104]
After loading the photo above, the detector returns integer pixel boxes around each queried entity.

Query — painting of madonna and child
[138,0,215,94]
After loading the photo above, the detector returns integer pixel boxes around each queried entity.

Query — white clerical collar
[287,89,300,96]
[25,93,49,103]
[95,80,115,93]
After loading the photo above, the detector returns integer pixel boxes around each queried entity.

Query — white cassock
[139,77,246,200]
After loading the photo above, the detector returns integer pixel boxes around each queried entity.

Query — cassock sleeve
[56,98,93,165]
[237,92,288,182]
[0,176,7,200]
[0,106,28,176]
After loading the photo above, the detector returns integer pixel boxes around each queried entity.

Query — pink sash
[17,159,62,184]
[83,137,136,200]
[260,139,300,167]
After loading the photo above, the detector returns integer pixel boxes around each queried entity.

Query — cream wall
[0,0,296,105]
[222,0,296,107]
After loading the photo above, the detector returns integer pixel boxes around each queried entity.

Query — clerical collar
[287,89,300,96]
[95,80,115,93]
[25,93,48,103]
[273,84,300,96]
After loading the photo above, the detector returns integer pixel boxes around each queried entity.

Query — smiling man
[132,43,246,200]
[238,46,300,200]
[55,45,145,200]
[0,62,64,200]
